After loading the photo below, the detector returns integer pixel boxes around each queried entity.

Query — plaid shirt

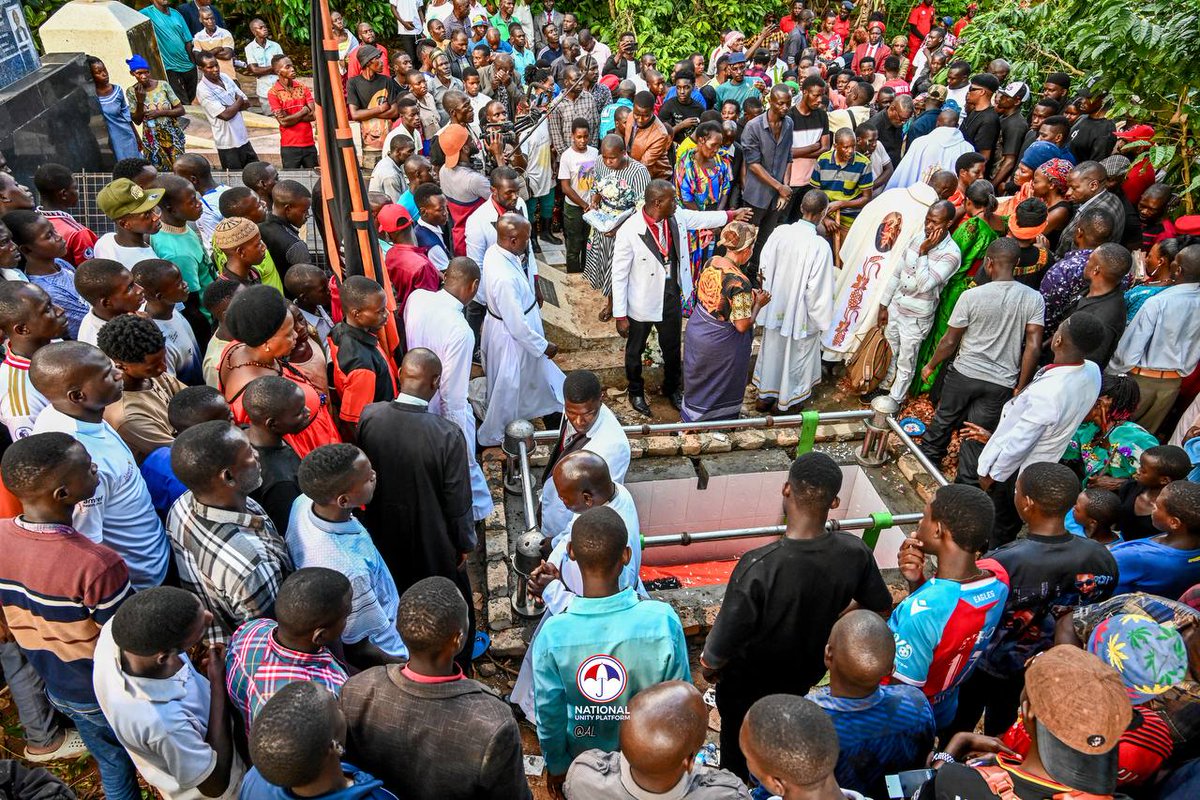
[549,90,599,155]
[167,492,293,647]
[225,618,347,724]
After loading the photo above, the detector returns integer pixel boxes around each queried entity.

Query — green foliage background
[21,0,1200,206]
[955,0,1200,209]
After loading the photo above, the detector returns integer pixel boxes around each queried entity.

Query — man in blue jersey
[889,483,1009,736]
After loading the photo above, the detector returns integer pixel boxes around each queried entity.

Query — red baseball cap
[377,204,414,233]
[1175,215,1200,236]
[1115,123,1155,141]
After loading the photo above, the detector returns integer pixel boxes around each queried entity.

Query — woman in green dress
[1063,374,1159,489]
[911,179,1007,394]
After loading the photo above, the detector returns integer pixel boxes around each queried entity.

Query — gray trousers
[884,309,935,403]
[0,640,59,747]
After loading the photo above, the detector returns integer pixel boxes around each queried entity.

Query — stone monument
[39,0,166,89]
[0,0,39,89]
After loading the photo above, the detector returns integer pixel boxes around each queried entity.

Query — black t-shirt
[962,106,1001,154]
[868,109,905,166]
[250,443,302,536]
[1069,288,1126,367]
[701,532,891,692]
[1115,480,1162,541]
[1069,116,1117,163]
[346,73,403,111]
[977,533,1119,678]
[787,105,830,169]
[1013,243,1051,289]
[993,110,1030,172]
[657,96,704,143]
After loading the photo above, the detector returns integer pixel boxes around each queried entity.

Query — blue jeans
[0,641,59,747]
[47,693,140,800]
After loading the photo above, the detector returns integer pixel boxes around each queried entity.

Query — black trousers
[281,145,319,169]
[949,668,1024,739]
[716,673,814,781]
[920,366,1012,485]
[987,474,1023,548]
[466,300,486,354]
[450,566,478,674]
[625,284,682,398]
[746,202,783,284]
[167,69,198,104]
[563,203,587,273]
[217,142,259,170]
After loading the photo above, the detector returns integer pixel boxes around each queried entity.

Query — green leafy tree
[954,0,1200,210]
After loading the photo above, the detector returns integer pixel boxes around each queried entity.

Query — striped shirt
[0,351,48,440]
[0,517,132,704]
[808,684,937,795]
[167,492,293,647]
[225,617,348,724]
[809,149,875,219]
[285,495,407,658]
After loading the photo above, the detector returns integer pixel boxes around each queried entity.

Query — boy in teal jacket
[532,505,690,796]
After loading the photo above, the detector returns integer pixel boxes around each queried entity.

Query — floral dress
[1123,283,1170,323]
[583,159,652,295]
[1064,420,1160,486]
[127,81,187,170]
[675,150,733,314]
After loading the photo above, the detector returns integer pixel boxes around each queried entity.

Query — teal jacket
[531,587,690,774]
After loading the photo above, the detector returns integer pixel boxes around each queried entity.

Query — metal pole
[531,410,874,442]
[886,417,950,486]
[641,512,925,548]
[516,440,538,531]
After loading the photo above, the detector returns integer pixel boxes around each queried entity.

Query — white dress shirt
[977,360,1102,482]
[1109,283,1200,375]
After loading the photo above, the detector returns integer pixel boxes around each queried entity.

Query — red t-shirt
[268,80,316,148]
[40,210,98,266]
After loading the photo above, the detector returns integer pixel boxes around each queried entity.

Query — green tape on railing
[861,511,893,551]
[796,410,820,455]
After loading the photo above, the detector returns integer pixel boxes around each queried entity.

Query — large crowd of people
[1,0,1200,799]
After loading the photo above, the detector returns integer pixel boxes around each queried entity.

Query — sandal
[25,729,89,763]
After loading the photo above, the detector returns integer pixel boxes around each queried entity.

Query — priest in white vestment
[403,259,494,522]
[753,191,835,411]
[822,174,955,359]
[885,110,975,190]
[539,371,631,545]
[478,215,565,446]
[513,451,646,721]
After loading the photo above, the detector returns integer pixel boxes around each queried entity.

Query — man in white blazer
[611,179,749,415]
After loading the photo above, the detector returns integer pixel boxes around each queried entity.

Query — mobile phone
[885,769,935,799]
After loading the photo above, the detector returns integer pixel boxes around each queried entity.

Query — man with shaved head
[565,681,749,797]
[357,348,479,672]
[510,449,646,721]
[807,610,936,797]
[478,214,565,446]
[30,341,170,588]
[404,257,493,525]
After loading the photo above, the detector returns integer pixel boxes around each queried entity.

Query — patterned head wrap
[1037,158,1073,194]
[719,221,758,253]
[1088,613,1188,703]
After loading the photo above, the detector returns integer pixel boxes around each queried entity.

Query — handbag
[842,324,892,396]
